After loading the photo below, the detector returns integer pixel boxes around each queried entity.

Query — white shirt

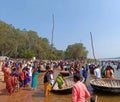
[50,74,54,86]
[94,68,101,79]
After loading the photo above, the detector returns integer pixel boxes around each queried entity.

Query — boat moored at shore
[90,78,120,93]
[51,76,84,94]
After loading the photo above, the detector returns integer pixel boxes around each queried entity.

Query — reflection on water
[33,92,71,102]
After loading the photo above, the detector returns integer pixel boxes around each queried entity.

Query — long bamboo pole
[90,32,96,61]
[50,14,54,60]
[51,14,54,48]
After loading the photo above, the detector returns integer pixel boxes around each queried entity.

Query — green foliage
[50,50,65,60]
[23,49,35,58]
[0,21,51,59]
[0,20,88,59]
[65,43,88,60]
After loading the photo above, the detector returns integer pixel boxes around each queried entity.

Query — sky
[0,0,120,59]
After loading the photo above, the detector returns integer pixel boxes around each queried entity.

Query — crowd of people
[89,61,116,79]
[1,58,42,95]
[0,58,94,101]
[2,57,120,102]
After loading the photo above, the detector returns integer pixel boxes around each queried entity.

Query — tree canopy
[65,43,88,60]
[0,20,89,60]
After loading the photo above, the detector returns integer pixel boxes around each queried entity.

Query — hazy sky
[0,0,120,58]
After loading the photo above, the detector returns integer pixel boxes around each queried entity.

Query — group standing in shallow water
[3,58,120,102]
[1,58,43,95]
[100,64,114,79]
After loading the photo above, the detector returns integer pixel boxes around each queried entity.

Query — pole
[90,32,96,61]
[50,14,54,60]
[51,14,54,49]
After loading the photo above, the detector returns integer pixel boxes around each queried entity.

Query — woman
[6,73,14,95]
[69,65,74,76]
[24,68,30,87]
[3,63,10,82]
[43,70,52,97]
[20,69,25,88]
[31,68,40,90]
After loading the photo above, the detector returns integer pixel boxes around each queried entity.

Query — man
[81,66,88,82]
[56,74,64,89]
[94,65,101,79]
[72,74,90,102]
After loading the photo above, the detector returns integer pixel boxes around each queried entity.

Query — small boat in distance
[51,76,84,94]
[40,65,46,72]
[90,78,120,93]
[60,70,69,76]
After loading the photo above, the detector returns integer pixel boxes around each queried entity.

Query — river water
[32,67,120,102]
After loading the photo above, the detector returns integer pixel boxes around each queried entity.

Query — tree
[23,49,35,58]
[0,20,89,60]
[65,43,88,60]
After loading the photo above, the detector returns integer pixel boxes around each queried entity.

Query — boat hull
[51,87,72,94]
[90,78,120,93]
[51,76,84,94]
[60,71,69,76]
[40,69,46,72]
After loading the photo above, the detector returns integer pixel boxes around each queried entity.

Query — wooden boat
[90,78,120,93]
[51,76,84,94]
[40,65,46,72]
[60,70,69,76]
